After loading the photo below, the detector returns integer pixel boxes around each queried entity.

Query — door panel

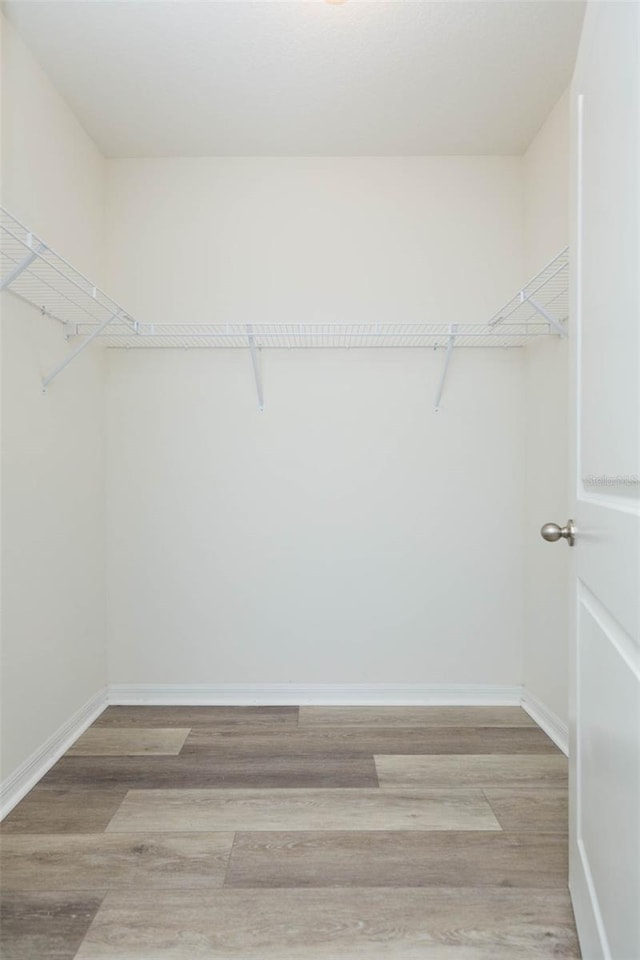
[570,3,640,959]
[577,501,639,642]
[577,589,640,960]
[577,4,640,488]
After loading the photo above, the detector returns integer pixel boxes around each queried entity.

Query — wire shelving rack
[1,206,569,408]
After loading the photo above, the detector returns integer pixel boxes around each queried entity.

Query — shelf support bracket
[523,294,567,338]
[247,324,264,412]
[1,240,46,290]
[42,311,122,390]
[434,323,457,412]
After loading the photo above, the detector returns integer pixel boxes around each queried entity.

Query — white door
[569,3,640,959]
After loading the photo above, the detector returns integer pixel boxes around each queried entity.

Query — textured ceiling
[3,0,585,157]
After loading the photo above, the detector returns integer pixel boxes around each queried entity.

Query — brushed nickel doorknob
[541,519,576,546]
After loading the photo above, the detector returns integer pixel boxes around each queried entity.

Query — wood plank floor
[0,705,580,959]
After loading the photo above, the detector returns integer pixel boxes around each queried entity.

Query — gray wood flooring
[0,705,580,959]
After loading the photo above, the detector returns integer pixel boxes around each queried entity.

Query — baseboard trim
[521,688,569,756]
[0,688,108,820]
[107,683,524,707]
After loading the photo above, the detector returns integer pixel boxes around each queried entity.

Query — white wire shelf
[72,319,554,349]
[0,204,568,405]
[69,249,569,349]
[0,207,136,333]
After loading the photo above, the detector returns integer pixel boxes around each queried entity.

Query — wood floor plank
[40,754,378,789]
[0,708,579,958]
[0,833,234,891]
[67,728,191,756]
[483,789,568,833]
[375,754,568,789]
[0,892,104,960]
[106,788,501,833]
[93,706,299,728]
[299,706,537,728]
[225,830,568,888]
[0,787,128,835]
[185,725,558,756]
[73,887,580,959]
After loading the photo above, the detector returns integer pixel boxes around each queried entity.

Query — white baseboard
[521,688,569,756]
[107,682,524,706]
[0,687,108,820]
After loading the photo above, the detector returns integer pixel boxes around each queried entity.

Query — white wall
[0,10,571,761]
[522,90,571,726]
[104,157,527,688]
[0,15,107,786]
[0,13,571,760]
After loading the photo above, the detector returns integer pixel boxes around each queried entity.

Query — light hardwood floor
[0,706,580,959]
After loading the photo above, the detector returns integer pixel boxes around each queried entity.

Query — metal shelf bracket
[42,311,122,390]
[247,324,264,412]
[434,323,458,412]
[0,236,47,290]
[522,293,567,338]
